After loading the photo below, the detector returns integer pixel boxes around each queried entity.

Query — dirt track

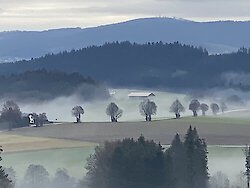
[4,117,250,146]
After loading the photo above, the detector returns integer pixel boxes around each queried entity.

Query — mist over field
[2,88,248,123]
[1,88,250,188]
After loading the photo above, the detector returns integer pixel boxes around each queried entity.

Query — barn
[128,92,155,99]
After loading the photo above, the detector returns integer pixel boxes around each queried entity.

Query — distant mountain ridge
[1,17,250,62]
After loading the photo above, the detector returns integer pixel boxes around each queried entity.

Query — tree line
[85,126,208,188]
[1,42,250,91]
[71,99,228,123]
[0,69,109,102]
[1,127,250,188]
[0,100,48,130]
[0,163,77,188]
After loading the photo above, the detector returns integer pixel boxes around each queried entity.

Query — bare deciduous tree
[210,103,220,115]
[189,99,200,117]
[106,102,123,122]
[220,102,228,113]
[71,106,84,123]
[170,99,185,119]
[0,147,13,188]
[139,99,157,121]
[200,103,209,116]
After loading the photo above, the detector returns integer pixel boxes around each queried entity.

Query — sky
[1,0,250,31]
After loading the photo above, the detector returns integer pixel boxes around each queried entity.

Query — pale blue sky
[1,0,250,31]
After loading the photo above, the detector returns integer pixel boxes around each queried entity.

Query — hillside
[1,17,250,62]
[0,42,249,91]
[0,70,109,101]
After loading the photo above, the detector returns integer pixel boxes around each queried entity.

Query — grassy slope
[0,134,97,153]
[1,116,249,181]
[4,115,250,146]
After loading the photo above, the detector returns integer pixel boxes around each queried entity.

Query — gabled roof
[128,92,155,97]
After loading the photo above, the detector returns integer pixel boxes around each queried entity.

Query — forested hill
[0,70,109,101]
[1,42,250,90]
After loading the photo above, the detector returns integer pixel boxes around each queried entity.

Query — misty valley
[2,13,250,188]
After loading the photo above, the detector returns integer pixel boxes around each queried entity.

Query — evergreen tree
[86,136,165,188]
[0,147,13,188]
[168,133,186,188]
[245,146,250,188]
[184,126,209,188]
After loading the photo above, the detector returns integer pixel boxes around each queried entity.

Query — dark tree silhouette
[189,99,200,117]
[106,103,123,122]
[1,42,250,91]
[210,103,220,115]
[0,100,22,131]
[170,99,185,119]
[0,70,109,102]
[200,103,209,116]
[71,106,84,123]
[31,113,48,127]
[86,136,165,188]
[245,146,250,188]
[0,147,13,188]
[184,126,209,188]
[139,99,157,121]
[168,133,186,188]
[86,127,209,188]
[38,113,48,126]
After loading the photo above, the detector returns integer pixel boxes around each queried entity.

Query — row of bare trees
[71,99,157,123]
[71,99,228,123]
[188,100,227,117]
[170,99,227,118]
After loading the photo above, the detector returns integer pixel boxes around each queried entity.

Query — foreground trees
[0,147,13,188]
[22,164,50,188]
[86,126,209,188]
[71,106,84,123]
[170,99,185,118]
[245,146,250,188]
[106,103,123,122]
[139,99,157,121]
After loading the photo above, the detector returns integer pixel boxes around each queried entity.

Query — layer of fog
[2,88,249,123]
[2,146,247,188]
